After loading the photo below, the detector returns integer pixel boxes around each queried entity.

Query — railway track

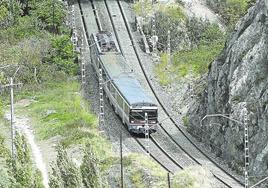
[116,1,244,187]
[77,0,244,187]
[77,0,185,175]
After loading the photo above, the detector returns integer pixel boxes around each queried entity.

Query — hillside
[187,0,268,181]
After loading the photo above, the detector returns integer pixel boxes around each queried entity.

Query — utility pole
[167,30,171,64]
[144,112,150,155]
[9,0,14,23]
[167,172,171,188]
[120,129,123,188]
[151,0,158,64]
[80,37,86,86]
[1,78,23,161]
[52,0,55,33]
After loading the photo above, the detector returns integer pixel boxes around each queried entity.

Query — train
[89,31,158,134]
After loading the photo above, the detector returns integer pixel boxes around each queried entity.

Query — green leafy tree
[47,35,78,75]
[80,144,101,188]
[51,145,83,188]
[0,168,12,188]
[6,133,44,188]
[33,170,45,188]
[32,0,67,33]
[49,164,64,188]
[0,0,9,22]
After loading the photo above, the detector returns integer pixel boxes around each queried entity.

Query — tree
[47,35,78,75]
[49,164,64,188]
[32,0,67,33]
[50,145,83,188]
[6,132,44,188]
[80,144,101,188]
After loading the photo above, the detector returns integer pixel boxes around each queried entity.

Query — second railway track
[77,0,244,187]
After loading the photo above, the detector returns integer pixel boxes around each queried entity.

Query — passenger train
[89,31,158,134]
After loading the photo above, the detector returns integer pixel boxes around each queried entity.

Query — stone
[187,0,268,177]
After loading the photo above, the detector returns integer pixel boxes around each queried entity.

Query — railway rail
[114,1,244,187]
[78,0,185,176]
[77,0,244,187]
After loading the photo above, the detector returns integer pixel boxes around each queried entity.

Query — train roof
[113,75,155,106]
[100,54,127,78]
[100,53,156,107]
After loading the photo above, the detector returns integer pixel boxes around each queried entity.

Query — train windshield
[130,109,157,121]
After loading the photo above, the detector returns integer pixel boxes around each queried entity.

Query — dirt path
[5,101,49,188]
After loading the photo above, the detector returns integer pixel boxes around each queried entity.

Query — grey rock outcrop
[187,0,268,178]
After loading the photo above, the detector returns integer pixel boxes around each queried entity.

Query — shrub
[47,35,78,75]
[31,0,67,33]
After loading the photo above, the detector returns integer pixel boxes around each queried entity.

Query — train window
[103,72,107,81]
[130,110,157,121]
[107,82,111,91]
[117,94,123,108]
[124,102,129,115]
[110,84,116,97]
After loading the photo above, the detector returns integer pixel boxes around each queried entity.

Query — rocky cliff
[187,0,268,178]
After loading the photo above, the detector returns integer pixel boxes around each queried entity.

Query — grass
[14,80,171,186]
[160,4,186,21]
[125,153,167,187]
[134,0,185,21]
[155,41,224,86]
[15,81,110,152]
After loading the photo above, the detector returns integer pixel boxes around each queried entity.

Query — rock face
[187,0,268,177]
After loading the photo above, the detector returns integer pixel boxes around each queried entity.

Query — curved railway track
[115,1,244,187]
[78,0,244,187]
[78,0,184,175]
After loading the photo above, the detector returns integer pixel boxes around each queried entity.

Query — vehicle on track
[89,31,158,134]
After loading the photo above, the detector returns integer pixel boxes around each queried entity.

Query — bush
[31,0,67,34]
[47,35,78,75]
[206,0,255,27]
[0,1,9,22]
[0,99,3,117]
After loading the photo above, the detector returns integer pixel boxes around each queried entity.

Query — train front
[129,103,158,134]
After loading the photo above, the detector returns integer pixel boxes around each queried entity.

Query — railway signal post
[80,37,86,86]
[99,68,105,128]
[167,30,171,64]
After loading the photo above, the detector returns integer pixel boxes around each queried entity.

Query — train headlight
[131,121,134,123]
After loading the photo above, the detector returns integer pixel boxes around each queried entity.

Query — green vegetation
[80,144,101,188]
[182,116,189,127]
[155,53,173,86]
[124,153,167,187]
[133,0,152,16]
[171,166,215,188]
[172,41,224,76]
[49,145,83,188]
[0,0,76,86]
[18,81,97,147]
[0,132,44,187]
[155,23,225,85]
[206,0,256,27]
[160,4,186,21]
